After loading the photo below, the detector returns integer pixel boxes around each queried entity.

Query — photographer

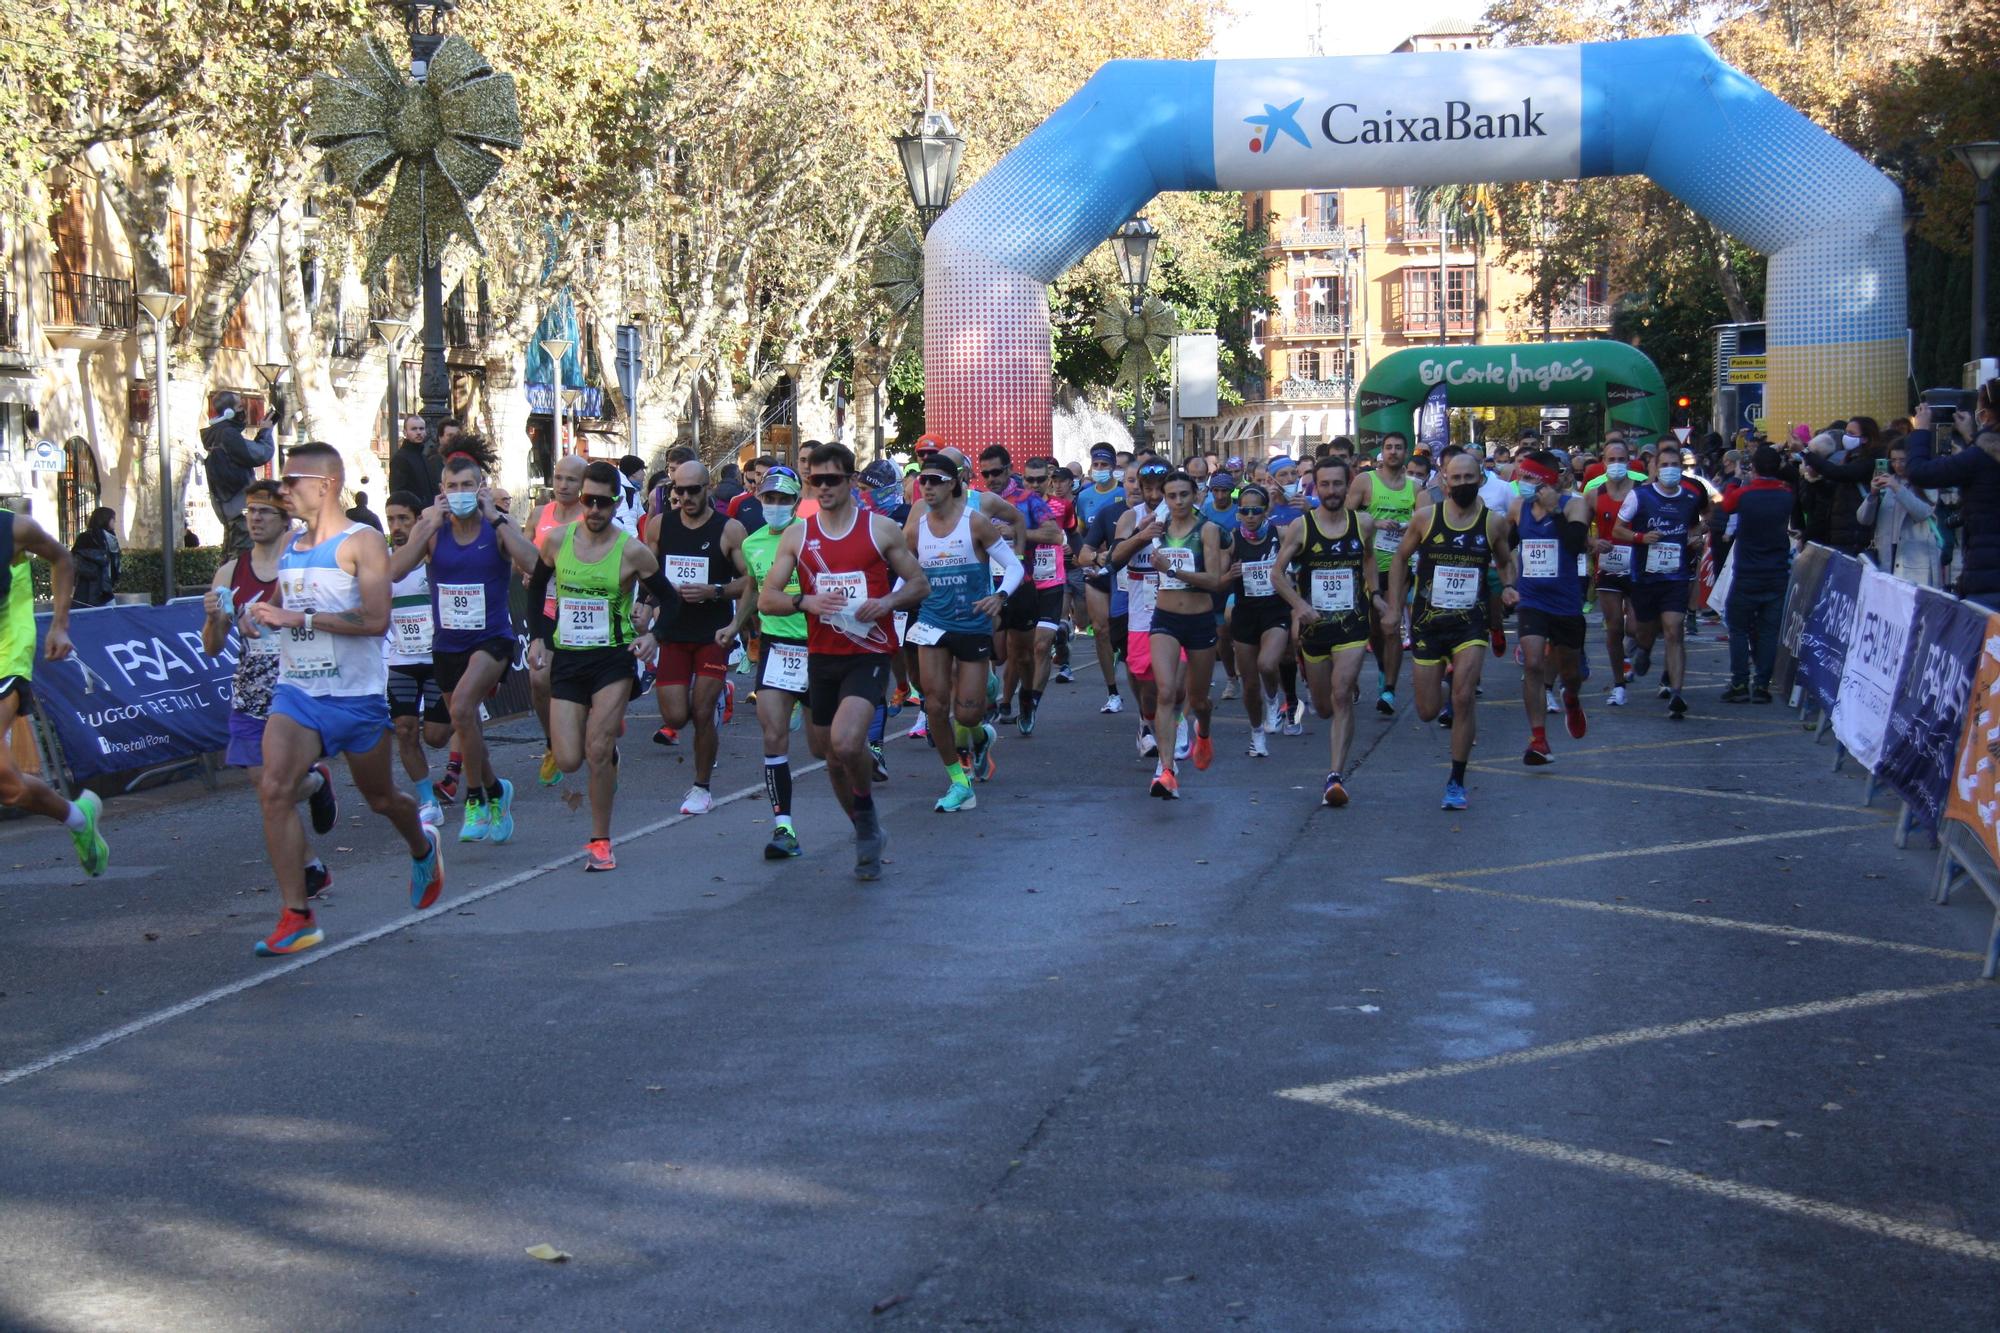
[1905,382,2000,611]
[201,391,277,551]
[1796,416,1886,557]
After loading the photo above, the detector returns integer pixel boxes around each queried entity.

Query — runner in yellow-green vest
[737,466,811,860]
[0,507,107,874]
[1347,430,1423,716]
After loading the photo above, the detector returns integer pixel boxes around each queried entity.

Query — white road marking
[1387,823,1881,881]
[1465,766,1879,810]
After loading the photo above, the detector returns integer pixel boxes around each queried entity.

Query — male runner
[245,442,442,955]
[1613,449,1709,719]
[1222,484,1289,755]
[526,461,675,871]
[1012,457,1069,736]
[1107,459,1171,756]
[1274,457,1379,806]
[977,445,1034,721]
[739,467,812,858]
[1508,449,1591,763]
[529,453,586,783]
[757,442,928,879]
[1116,469,1226,798]
[1073,444,1128,712]
[0,503,106,874]
[204,480,337,895]
[1201,470,1242,701]
[382,491,451,824]
[905,451,1020,811]
[1347,429,1421,714]
[1588,435,1641,704]
[1388,450,1518,811]
[647,460,750,815]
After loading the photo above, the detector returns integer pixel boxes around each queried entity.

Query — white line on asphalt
[1387,823,1881,881]
[1465,766,1877,810]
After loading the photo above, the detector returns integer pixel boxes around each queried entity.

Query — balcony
[45,272,135,331]
[445,305,492,350]
[1264,313,1350,339]
[1549,299,1612,330]
[328,317,370,360]
[1401,310,1475,335]
[1396,220,1445,244]
[1277,377,1353,401]
[0,285,18,350]
[1275,219,1361,250]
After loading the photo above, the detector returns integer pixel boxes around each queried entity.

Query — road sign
[1725,354,1766,385]
[1539,405,1571,418]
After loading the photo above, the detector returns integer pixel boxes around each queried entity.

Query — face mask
[446,491,480,517]
[872,485,901,512]
[1283,481,1303,499]
[1091,468,1112,485]
[1841,434,1861,449]
[762,502,794,529]
[1657,465,1683,486]
[1518,479,1539,497]
[1449,482,1481,508]
[1606,462,1628,480]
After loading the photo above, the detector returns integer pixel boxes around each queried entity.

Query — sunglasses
[808,473,850,488]
[1236,506,1267,517]
[918,473,953,485]
[980,467,1007,479]
[579,493,619,510]
[671,484,706,496]
[281,472,329,486]
[1024,474,1049,484]
[246,505,288,520]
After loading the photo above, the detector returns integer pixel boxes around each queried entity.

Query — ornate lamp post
[1949,141,2000,365]
[135,289,184,597]
[1112,216,1160,445]
[893,71,964,237]
[255,360,289,465]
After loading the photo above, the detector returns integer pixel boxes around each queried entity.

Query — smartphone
[1875,458,1890,476]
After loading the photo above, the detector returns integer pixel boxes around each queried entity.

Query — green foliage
[31,547,229,603]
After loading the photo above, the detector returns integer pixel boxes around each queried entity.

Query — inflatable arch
[924,35,1903,456]
[1356,339,1670,445]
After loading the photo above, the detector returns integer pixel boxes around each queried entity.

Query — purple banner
[1878,589,1990,831]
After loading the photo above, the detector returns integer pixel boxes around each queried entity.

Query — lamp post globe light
[540,336,573,458]
[1112,216,1160,445]
[135,289,184,599]
[393,0,456,440]
[1949,141,2000,366]
[894,70,964,237]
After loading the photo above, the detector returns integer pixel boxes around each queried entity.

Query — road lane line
[1386,823,1881,880]
[1465,765,1875,811]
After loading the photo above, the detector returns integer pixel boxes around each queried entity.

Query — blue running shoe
[486,778,516,843]
[1441,780,1468,811]
[411,824,444,909]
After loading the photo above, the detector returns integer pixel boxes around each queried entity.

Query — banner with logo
[1774,543,1830,697]
[1880,592,1991,831]
[1417,383,1450,454]
[1793,551,1860,710]
[1831,566,1917,771]
[1945,617,2000,866]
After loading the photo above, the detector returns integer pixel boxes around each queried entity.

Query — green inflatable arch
[1354,340,1669,448]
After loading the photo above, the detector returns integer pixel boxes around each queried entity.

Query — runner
[203,479,339,896]
[1201,470,1241,701]
[646,460,751,815]
[0,503,106,874]
[1589,435,1642,705]
[376,491,452,825]
[1221,484,1289,756]
[1507,449,1591,764]
[1116,468,1225,798]
[904,451,1020,811]
[244,442,441,955]
[1274,458,1379,806]
[1613,448,1710,719]
[529,453,586,784]
[1387,450,1518,811]
[1012,457,1069,736]
[1347,429,1420,714]
[1107,460,1171,757]
[738,467,812,858]
[525,460,676,871]
[757,442,929,879]
[977,445,1034,722]
[1073,444,1127,713]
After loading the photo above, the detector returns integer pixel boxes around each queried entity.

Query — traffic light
[1674,394,1692,411]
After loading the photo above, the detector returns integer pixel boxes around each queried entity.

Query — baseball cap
[859,459,901,489]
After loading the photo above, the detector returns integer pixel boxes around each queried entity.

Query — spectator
[201,392,276,551]
[387,413,432,502]
[345,490,384,532]
[182,528,201,549]
[1905,389,2000,611]
[713,462,745,506]
[615,454,646,534]
[1856,441,1940,585]
[1716,445,1794,702]
[1797,417,1886,556]
[69,507,121,606]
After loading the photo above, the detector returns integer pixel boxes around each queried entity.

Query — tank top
[1515,501,1583,616]
[1629,483,1706,583]
[916,505,995,635]
[1295,506,1369,616]
[552,525,633,650]
[276,524,389,697]
[229,550,282,716]
[0,512,33,683]
[654,507,733,643]
[1592,484,1637,579]
[1124,512,1159,634]
[798,507,896,656]
[428,518,515,652]
[1231,524,1282,604]
[384,563,433,668]
[741,522,806,641]
[1154,515,1207,593]
[534,501,578,619]
[1415,503,1492,615]
[1366,472,1418,571]
[1032,495,1071,588]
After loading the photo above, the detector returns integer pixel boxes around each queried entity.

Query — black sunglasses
[671,484,706,496]
[579,494,619,510]
[808,473,850,488]
[1236,506,1267,516]
[1024,474,1049,484]
[980,467,1008,479]
[918,473,953,485]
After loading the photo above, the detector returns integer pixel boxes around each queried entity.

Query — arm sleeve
[527,559,556,639]
[1559,514,1590,554]
[1891,483,1935,521]
[638,569,680,633]
[989,539,1025,596]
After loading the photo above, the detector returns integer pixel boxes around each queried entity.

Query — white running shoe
[1264,697,1282,732]
[417,799,443,828]
[1609,685,1628,707]
[1101,693,1124,714]
[1220,679,1239,700]
[1546,688,1562,715]
[1174,716,1192,761]
[679,785,714,815]
[1248,727,1269,758]
[1137,725,1158,757]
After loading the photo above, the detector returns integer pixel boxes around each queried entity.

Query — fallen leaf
[1822,1102,1843,1112]
[1731,1118,1781,1130]
[335,846,354,853]
[871,1294,909,1315]
[524,1244,570,1263]
[1164,1273,1197,1284]
[562,790,585,811]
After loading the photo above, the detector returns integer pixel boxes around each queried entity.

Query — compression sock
[415,777,435,805]
[851,791,875,815]
[946,761,968,785]
[763,755,791,819]
[953,722,974,749]
[869,705,887,745]
[1450,760,1468,785]
[446,752,463,773]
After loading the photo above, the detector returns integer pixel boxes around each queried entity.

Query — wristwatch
[302,612,315,634]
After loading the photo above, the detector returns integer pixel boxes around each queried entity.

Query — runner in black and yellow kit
[1274,456,1379,808]
[1387,451,1518,811]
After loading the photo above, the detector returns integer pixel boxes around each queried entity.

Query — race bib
[1033,547,1058,583]
[1645,540,1683,575]
[1577,553,1589,578]
[1128,572,1158,631]
[761,642,809,693]
[557,595,610,648]
[905,619,944,647]
[1373,523,1403,555]
[1429,564,1480,610]
[1520,539,1559,581]
[280,623,337,678]
[241,624,281,658]
[816,569,867,610]
[663,554,709,588]
[1242,559,1274,598]
[1599,545,1632,577]
[437,582,485,631]
[1309,568,1355,613]
[1155,546,1195,592]
[390,604,433,657]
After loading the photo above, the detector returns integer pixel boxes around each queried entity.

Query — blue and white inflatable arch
[923,35,1903,453]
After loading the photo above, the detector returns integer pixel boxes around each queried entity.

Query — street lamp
[785,358,804,470]
[540,336,573,459]
[893,70,964,236]
[561,386,583,458]
[135,289,184,599]
[1949,141,2000,365]
[391,0,455,438]
[372,317,411,447]
[255,360,288,463]
[1112,216,1160,445]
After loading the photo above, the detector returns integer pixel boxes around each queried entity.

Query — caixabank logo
[1246,95,1550,153]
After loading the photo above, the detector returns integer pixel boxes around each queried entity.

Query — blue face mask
[762,502,794,529]
[1518,479,1540,497]
[1091,468,1113,485]
[871,485,901,512]
[1657,465,1683,487]
[446,491,480,517]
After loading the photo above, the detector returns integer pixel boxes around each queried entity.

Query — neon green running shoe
[458,796,490,843]
[70,789,108,876]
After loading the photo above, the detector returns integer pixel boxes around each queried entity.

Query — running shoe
[1248,727,1269,758]
[486,779,517,844]
[1191,733,1214,771]
[1437,705,1454,729]
[680,785,714,815]
[1018,696,1037,737]
[1752,685,1775,704]
[306,761,338,835]
[733,645,752,674]
[1668,694,1688,720]
[1149,765,1180,800]
[1523,738,1555,766]
[995,705,1018,725]
[764,825,802,859]
[789,704,803,733]
[1658,682,1674,700]
[854,810,887,881]
[254,908,323,957]
[1174,717,1192,761]
[1489,628,1507,654]
[538,748,563,787]
[1323,774,1349,808]
[910,713,929,740]
[892,684,914,709]
[1264,697,1283,732]
[971,723,998,781]
[870,743,889,782]
[1291,697,1309,727]
[1055,664,1074,684]
[1376,690,1396,716]
[437,766,460,805]
[584,838,616,872]
[68,790,108,877]
[410,824,444,909]
[1630,645,1651,678]
[1282,708,1305,738]
[1221,679,1239,701]
[304,861,333,900]
[1137,725,1158,758]
[417,797,443,828]
[1608,685,1628,707]
[1563,686,1587,740]
[717,681,735,726]
[934,781,978,813]
[653,725,679,747]
[1545,688,1561,715]
[1441,780,1468,811]
[1721,683,1750,704]
[1101,693,1124,714]
[457,796,489,842]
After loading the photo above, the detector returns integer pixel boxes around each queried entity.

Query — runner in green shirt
[738,467,811,860]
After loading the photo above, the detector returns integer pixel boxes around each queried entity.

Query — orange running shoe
[1149,765,1180,800]
[1191,733,1214,771]
[254,908,323,957]
[584,838,616,872]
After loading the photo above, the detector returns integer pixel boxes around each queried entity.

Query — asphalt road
[0,626,1995,1331]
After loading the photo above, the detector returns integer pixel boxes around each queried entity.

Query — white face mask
[1606,461,1628,480]
[761,502,794,528]
[1841,433,1861,449]
[1091,468,1113,485]
[1282,480,1303,498]
[1657,465,1683,487]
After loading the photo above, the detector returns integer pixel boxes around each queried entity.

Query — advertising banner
[1831,566,1917,771]
[1880,591,1989,831]
[1793,551,1860,710]
[1945,615,2000,866]
[1774,543,1831,697]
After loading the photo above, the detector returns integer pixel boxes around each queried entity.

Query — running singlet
[1624,483,1706,582]
[1592,485,1637,578]
[798,509,897,656]
[1125,520,1159,634]
[654,507,734,644]
[0,512,31,685]
[1366,473,1418,572]
[385,563,433,668]
[1074,484,1125,529]
[1515,502,1583,616]
[741,523,805,641]
[276,524,389,698]
[1294,507,1370,637]
[534,501,577,619]
[230,553,282,717]
[428,518,514,652]
[552,526,633,650]
[1231,525,1282,605]
[1153,517,1206,592]
[1032,494,1071,588]
[915,506,995,636]
[1414,503,1493,617]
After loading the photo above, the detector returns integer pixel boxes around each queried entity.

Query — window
[1293,350,1320,380]
[1402,268,1474,330]
[1250,197,1265,232]
[1314,192,1339,229]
